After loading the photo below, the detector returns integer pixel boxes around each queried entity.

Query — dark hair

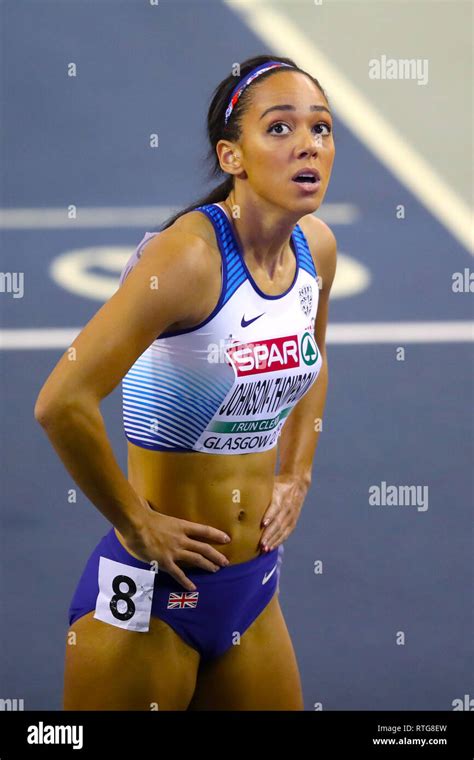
[158,54,329,231]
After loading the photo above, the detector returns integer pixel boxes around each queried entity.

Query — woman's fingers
[177,550,222,574]
[166,562,197,592]
[261,515,285,548]
[184,539,229,567]
[185,520,231,545]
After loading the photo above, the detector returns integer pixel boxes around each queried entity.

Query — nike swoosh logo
[262,564,277,585]
[241,312,265,328]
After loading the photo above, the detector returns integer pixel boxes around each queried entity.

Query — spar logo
[301,331,319,366]
[226,334,300,376]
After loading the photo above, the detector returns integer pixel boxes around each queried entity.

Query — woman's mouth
[292,176,321,193]
[292,169,321,193]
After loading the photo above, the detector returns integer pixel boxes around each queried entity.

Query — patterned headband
[224,61,294,125]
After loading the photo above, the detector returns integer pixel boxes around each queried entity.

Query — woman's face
[236,70,335,212]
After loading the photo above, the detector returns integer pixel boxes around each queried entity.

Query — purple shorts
[68,527,284,662]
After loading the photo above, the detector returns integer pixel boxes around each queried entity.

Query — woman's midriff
[115,441,278,565]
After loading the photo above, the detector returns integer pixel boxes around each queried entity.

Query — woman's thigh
[63,610,200,710]
[187,593,304,711]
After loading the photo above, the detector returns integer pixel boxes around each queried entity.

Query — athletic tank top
[119,203,322,455]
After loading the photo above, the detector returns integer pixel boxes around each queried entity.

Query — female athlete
[34,54,337,710]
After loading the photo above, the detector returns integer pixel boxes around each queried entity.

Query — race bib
[94,556,156,632]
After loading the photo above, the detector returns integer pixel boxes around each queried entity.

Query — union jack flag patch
[167,591,199,609]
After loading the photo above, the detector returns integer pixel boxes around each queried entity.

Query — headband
[224,61,294,125]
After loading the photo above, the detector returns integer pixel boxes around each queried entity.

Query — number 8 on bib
[94,556,156,632]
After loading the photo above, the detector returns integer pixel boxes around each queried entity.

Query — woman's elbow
[34,385,79,427]
[34,393,64,426]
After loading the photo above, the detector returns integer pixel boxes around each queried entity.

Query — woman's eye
[267,122,332,136]
[315,123,332,136]
[267,122,291,135]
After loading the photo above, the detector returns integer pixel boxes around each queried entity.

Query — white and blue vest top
[119,203,322,455]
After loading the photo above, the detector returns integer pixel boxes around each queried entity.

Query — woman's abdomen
[126,442,278,563]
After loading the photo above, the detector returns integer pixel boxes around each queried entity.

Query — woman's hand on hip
[119,497,231,591]
[259,474,310,552]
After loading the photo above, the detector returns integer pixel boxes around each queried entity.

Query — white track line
[328,321,474,344]
[224,0,473,254]
[0,207,178,229]
[1,322,472,350]
[0,203,358,228]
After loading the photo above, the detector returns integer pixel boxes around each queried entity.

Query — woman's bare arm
[34,227,230,571]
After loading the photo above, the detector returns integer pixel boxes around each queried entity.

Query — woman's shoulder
[132,207,221,280]
[168,206,219,252]
[297,213,337,290]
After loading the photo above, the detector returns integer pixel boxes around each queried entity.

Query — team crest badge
[298,285,313,317]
